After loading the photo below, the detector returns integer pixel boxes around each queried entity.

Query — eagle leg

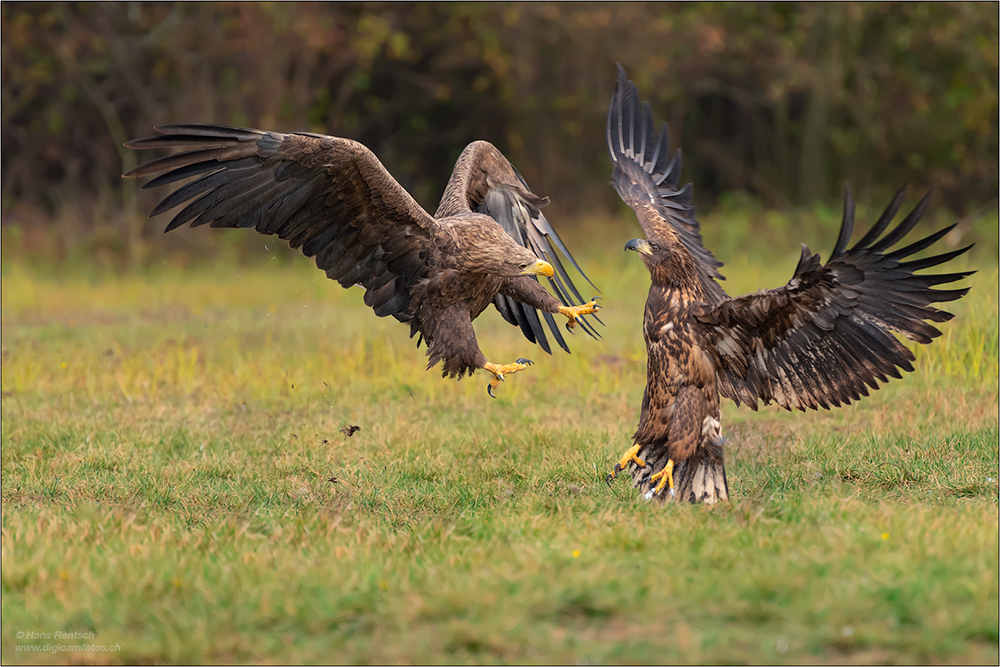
[483,358,534,398]
[645,460,676,500]
[558,297,602,332]
[604,443,647,486]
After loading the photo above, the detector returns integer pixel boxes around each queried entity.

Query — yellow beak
[519,258,555,278]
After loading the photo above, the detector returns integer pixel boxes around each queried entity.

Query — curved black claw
[487,383,497,399]
[605,463,625,487]
[515,358,534,366]
[592,296,603,303]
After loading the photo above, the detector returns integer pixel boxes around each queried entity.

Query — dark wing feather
[123,124,438,323]
[432,140,600,353]
[608,64,727,304]
[694,185,974,411]
[479,181,601,353]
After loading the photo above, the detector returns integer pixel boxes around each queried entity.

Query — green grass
[1,219,997,664]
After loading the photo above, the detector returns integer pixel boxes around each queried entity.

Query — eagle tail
[673,449,729,505]
[632,416,729,504]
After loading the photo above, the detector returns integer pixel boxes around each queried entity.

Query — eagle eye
[518,262,528,270]
[649,242,660,251]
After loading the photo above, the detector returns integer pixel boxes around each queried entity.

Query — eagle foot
[604,443,646,487]
[644,460,676,500]
[483,358,534,398]
[559,297,602,332]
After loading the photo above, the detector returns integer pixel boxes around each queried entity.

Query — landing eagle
[604,65,973,503]
[123,125,601,397]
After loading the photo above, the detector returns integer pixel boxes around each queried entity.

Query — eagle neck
[646,283,701,317]
[646,261,709,303]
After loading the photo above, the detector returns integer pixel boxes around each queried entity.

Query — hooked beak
[519,258,555,278]
[625,238,653,256]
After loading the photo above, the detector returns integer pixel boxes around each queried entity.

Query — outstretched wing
[694,186,974,411]
[435,140,601,354]
[123,124,437,322]
[608,64,727,304]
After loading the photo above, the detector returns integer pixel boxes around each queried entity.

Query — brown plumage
[605,65,973,503]
[123,125,601,396]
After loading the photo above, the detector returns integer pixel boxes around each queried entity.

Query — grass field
[2,211,998,664]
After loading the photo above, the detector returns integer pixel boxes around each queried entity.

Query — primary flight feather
[604,65,973,503]
[123,125,601,397]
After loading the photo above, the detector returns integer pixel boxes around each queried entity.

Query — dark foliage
[3,3,996,242]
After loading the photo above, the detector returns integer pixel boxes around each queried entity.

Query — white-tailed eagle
[604,65,973,503]
[123,125,602,397]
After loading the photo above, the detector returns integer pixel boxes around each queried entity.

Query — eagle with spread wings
[123,126,601,397]
[604,65,973,503]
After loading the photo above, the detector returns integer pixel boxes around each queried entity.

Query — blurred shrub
[2,2,996,261]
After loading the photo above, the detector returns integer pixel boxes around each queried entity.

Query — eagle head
[517,256,555,278]
[455,216,554,278]
[625,237,662,257]
[625,237,683,285]
[503,241,553,278]
[484,233,554,278]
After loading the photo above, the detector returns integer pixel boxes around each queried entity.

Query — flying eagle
[122,125,601,397]
[604,65,973,503]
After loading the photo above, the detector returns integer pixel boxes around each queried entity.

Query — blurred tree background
[2,1,997,265]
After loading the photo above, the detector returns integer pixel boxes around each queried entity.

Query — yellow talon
[559,297,602,331]
[605,443,646,486]
[483,358,534,398]
[648,459,675,498]
[616,443,646,471]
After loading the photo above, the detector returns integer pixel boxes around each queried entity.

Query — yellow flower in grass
[571,549,581,558]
